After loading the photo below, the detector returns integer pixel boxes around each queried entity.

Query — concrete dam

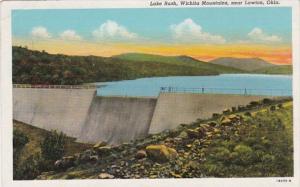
[13,88,270,145]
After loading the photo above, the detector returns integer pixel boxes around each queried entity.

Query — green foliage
[254,65,292,75]
[200,104,293,177]
[14,153,42,180]
[13,129,29,179]
[13,129,29,149]
[12,46,244,85]
[40,130,67,161]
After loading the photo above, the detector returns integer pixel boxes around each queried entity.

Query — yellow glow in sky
[13,38,292,65]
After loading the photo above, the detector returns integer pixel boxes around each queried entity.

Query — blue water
[96,74,292,97]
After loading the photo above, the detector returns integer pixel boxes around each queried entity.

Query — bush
[40,130,66,161]
[13,129,29,179]
[14,153,42,180]
[233,144,254,165]
[13,129,29,149]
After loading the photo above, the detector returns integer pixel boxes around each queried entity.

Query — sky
[12,8,292,64]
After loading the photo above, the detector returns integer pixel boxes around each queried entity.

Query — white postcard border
[1,0,299,187]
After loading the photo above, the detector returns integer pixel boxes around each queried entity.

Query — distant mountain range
[12,46,292,85]
[209,57,292,74]
[209,57,275,71]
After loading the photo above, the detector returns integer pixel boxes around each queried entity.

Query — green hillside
[209,57,275,71]
[12,47,244,85]
[254,65,292,75]
[114,53,244,74]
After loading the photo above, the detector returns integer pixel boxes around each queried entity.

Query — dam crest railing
[160,87,292,96]
[13,84,98,89]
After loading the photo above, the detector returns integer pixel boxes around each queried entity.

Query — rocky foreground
[38,98,293,179]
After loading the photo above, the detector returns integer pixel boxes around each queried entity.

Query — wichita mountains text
[150,0,280,6]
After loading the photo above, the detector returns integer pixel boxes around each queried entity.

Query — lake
[96,74,292,97]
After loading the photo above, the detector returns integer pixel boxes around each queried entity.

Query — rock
[270,105,276,111]
[238,105,246,111]
[79,149,96,162]
[89,155,99,162]
[98,173,114,179]
[249,101,260,107]
[277,103,283,108]
[93,141,107,149]
[186,129,199,138]
[212,113,221,118]
[228,114,239,122]
[54,156,75,169]
[231,106,237,112]
[222,108,231,114]
[262,98,273,104]
[135,150,147,159]
[146,144,178,162]
[208,121,217,126]
[213,128,221,134]
[220,117,232,126]
[193,139,201,146]
[170,171,182,178]
[177,131,188,139]
[96,146,112,156]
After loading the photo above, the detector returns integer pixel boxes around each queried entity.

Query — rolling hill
[253,65,292,75]
[209,57,275,71]
[12,47,244,85]
[113,53,244,74]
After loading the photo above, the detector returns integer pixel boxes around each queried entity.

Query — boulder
[146,144,178,162]
[277,103,283,108]
[222,108,231,114]
[231,106,237,112]
[178,131,188,139]
[93,141,107,149]
[270,105,276,111]
[249,101,260,107]
[238,105,246,111]
[212,113,221,118]
[54,156,75,169]
[98,173,114,179]
[220,117,232,126]
[208,121,217,127]
[186,129,199,138]
[228,114,240,122]
[96,146,112,156]
[135,150,147,159]
[262,98,273,104]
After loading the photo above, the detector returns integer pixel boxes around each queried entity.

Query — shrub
[13,129,29,179]
[13,129,29,149]
[40,130,66,161]
[233,144,254,165]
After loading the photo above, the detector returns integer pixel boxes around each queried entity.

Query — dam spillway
[13,87,272,145]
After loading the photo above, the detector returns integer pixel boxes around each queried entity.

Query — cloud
[31,26,51,39]
[247,27,282,42]
[92,20,138,41]
[59,30,82,41]
[170,18,226,44]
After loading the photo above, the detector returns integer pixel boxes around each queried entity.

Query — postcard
[0,0,299,187]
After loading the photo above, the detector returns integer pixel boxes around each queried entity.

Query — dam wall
[13,88,273,145]
[149,93,271,134]
[13,88,96,138]
[13,88,156,145]
[78,96,157,144]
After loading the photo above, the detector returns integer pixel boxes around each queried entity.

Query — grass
[13,120,92,164]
